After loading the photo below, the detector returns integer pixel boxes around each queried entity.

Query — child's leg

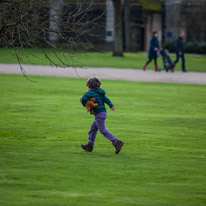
[95,112,117,146]
[169,59,173,67]
[88,120,98,145]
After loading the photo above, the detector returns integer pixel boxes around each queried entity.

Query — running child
[80,77,124,154]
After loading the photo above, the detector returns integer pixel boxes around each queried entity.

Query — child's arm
[111,106,115,111]
[104,96,115,110]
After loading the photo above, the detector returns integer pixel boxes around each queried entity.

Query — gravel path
[0,63,206,84]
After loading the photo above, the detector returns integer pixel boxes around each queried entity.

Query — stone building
[164,0,184,42]
[105,0,162,52]
[163,0,206,43]
[0,0,163,52]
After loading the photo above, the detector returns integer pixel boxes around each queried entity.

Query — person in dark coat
[173,31,187,72]
[142,31,160,72]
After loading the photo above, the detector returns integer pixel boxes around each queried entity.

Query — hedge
[162,42,206,54]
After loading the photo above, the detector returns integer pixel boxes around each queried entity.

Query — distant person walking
[173,31,187,72]
[142,31,160,72]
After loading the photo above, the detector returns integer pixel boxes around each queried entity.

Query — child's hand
[111,106,115,111]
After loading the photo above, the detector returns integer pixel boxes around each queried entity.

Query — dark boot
[142,64,147,71]
[114,140,124,154]
[155,64,158,72]
[81,143,93,152]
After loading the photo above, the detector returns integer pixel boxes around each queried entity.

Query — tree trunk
[49,0,64,43]
[112,0,123,56]
[124,0,131,52]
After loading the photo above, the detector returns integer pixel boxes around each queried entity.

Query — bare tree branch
[0,0,105,70]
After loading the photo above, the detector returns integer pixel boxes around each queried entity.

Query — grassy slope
[0,74,206,206]
[0,48,206,72]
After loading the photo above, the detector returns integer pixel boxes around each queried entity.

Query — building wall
[104,2,162,52]
[165,0,183,42]
[144,13,162,51]
[129,4,143,51]
[105,0,114,51]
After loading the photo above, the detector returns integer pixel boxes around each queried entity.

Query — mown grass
[0,74,206,206]
[0,48,206,72]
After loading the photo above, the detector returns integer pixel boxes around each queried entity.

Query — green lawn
[0,74,206,206]
[0,48,206,72]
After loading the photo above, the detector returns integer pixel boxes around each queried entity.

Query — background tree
[124,0,131,52]
[112,0,123,56]
[0,0,104,72]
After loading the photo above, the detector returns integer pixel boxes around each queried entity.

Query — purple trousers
[88,112,117,146]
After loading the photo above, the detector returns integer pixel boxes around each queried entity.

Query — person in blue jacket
[173,31,187,72]
[142,31,160,72]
